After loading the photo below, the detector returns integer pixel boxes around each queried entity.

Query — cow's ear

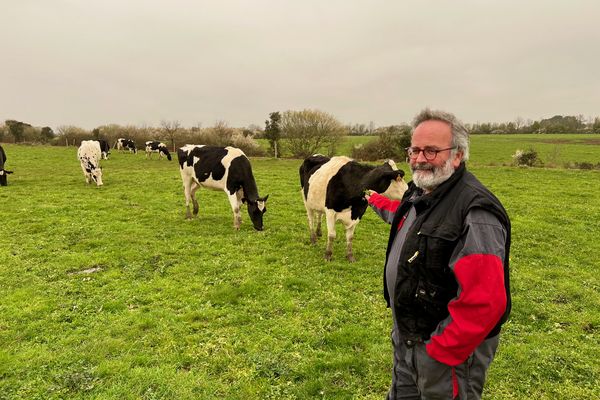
[260,194,269,203]
[241,197,247,204]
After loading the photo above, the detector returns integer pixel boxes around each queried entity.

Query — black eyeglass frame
[405,146,457,161]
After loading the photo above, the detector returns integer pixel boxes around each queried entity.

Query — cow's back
[78,140,101,162]
[305,156,352,211]
[179,145,247,191]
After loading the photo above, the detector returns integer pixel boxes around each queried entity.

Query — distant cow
[115,138,137,153]
[300,155,408,262]
[177,145,268,231]
[0,145,14,186]
[94,139,110,160]
[145,141,171,160]
[78,140,103,186]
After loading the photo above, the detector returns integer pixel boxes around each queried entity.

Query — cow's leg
[80,164,90,184]
[306,209,318,244]
[316,212,323,237]
[182,178,193,219]
[228,192,242,230]
[344,222,358,263]
[324,210,337,261]
[302,194,317,243]
[190,182,200,216]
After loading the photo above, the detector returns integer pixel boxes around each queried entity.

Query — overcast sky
[2,0,599,130]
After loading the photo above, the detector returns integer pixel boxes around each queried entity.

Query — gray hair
[411,108,470,162]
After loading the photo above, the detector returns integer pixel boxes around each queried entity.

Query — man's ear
[452,150,464,168]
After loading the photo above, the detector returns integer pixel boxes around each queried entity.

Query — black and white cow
[145,141,171,160]
[93,139,110,160]
[0,145,14,186]
[77,140,103,186]
[177,145,268,231]
[115,138,138,153]
[300,155,408,262]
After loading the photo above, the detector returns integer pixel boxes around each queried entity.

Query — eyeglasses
[405,146,456,161]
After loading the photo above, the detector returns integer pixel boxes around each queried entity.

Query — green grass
[1,140,599,399]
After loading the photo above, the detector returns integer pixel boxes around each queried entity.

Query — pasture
[0,139,599,399]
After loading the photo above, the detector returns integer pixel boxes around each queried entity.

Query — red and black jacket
[380,164,511,366]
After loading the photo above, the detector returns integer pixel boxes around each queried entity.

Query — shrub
[512,148,542,167]
[351,125,411,161]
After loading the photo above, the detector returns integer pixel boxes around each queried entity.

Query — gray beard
[411,158,455,192]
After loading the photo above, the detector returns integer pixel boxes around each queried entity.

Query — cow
[0,145,14,186]
[115,138,137,154]
[94,139,110,160]
[145,141,171,160]
[77,140,103,186]
[300,155,408,262]
[177,145,268,231]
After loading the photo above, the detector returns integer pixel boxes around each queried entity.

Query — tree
[207,120,235,146]
[92,128,101,140]
[40,126,55,143]
[264,112,282,158]
[348,123,369,136]
[281,109,345,158]
[56,125,88,146]
[592,117,600,133]
[5,120,31,143]
[161,120,181,151]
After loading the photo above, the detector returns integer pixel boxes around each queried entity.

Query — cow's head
[86,163,103,187]
[93,167,104,186]
[364,160,408,200]
[243,195,269,231]
[161,146,172,161]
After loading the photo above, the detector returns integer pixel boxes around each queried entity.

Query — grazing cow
[0,145,14,186]
[77,140,103,186]
[177,145,268,231]
[300,155,408,262]
[115,138,137,153]
[94,139,110,160]
[145,141,171,160]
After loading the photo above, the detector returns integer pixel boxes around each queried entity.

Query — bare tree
[161,120,181,151]
[281,109,345,158]
[56,125,88,146]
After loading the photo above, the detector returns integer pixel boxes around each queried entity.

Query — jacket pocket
[414,279,455,319]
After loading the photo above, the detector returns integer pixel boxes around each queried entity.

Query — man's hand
[364,189,377,200]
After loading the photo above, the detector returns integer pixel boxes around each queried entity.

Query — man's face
[409,120,463,192]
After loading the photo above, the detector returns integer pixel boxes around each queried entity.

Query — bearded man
[367,108,511,400]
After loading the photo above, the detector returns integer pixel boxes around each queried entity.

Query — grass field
[1,138,599,399]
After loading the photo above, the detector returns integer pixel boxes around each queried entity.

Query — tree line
[2,112,599,159]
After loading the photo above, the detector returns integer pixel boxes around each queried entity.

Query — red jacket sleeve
[368,192,401,224]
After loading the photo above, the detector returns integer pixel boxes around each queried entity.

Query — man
[367,108,511,399]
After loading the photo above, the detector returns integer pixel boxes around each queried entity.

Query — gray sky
[2,0,599,131]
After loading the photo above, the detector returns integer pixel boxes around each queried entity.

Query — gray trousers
[387,329,500,400]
